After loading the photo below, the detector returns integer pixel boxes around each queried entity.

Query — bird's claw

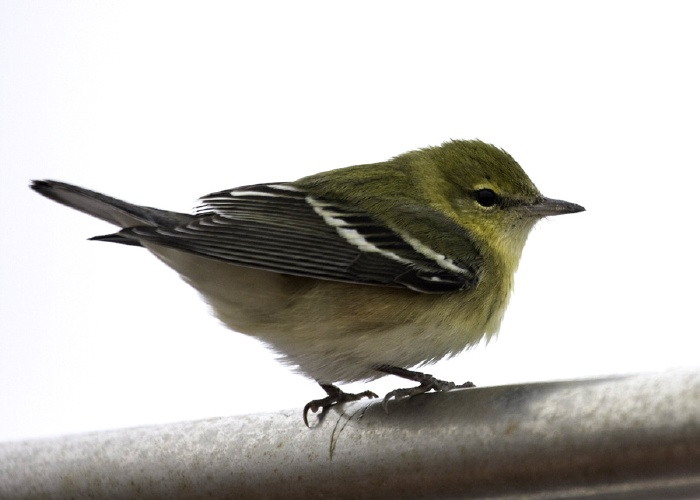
[303,385,378,427]
[381,374,475,412]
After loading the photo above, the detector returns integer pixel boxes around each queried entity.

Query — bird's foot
[377,366,475,412]
[303,384,378,427]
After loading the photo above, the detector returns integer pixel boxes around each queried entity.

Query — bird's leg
[377,365,475,412]
[303,383,378,427]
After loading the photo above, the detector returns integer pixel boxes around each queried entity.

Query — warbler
[31,140,584,425]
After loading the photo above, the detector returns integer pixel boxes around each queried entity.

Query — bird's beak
[520,197,585,217]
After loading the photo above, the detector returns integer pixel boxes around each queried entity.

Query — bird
[31,139,584,426]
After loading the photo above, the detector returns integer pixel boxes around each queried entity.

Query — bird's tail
[31,180,194,245]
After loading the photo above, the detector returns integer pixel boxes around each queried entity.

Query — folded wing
[113,183,481,293]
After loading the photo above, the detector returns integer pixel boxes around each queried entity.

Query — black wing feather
[116,183,479,293]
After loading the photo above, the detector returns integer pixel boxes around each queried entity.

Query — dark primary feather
[108,183,480,293]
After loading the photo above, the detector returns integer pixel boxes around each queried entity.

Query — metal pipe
[1,369,699,498]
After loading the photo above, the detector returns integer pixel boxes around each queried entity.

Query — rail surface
[1,369,699,498]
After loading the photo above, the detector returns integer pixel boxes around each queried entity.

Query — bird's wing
[116,183,482,293]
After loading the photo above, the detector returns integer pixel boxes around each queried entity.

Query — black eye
[475,189,497,207]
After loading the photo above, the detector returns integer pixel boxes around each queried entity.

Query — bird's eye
[475,189,497,207]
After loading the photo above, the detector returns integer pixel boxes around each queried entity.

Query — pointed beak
[520,197,585,217]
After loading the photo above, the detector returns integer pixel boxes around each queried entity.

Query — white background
[1,1,698,442]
